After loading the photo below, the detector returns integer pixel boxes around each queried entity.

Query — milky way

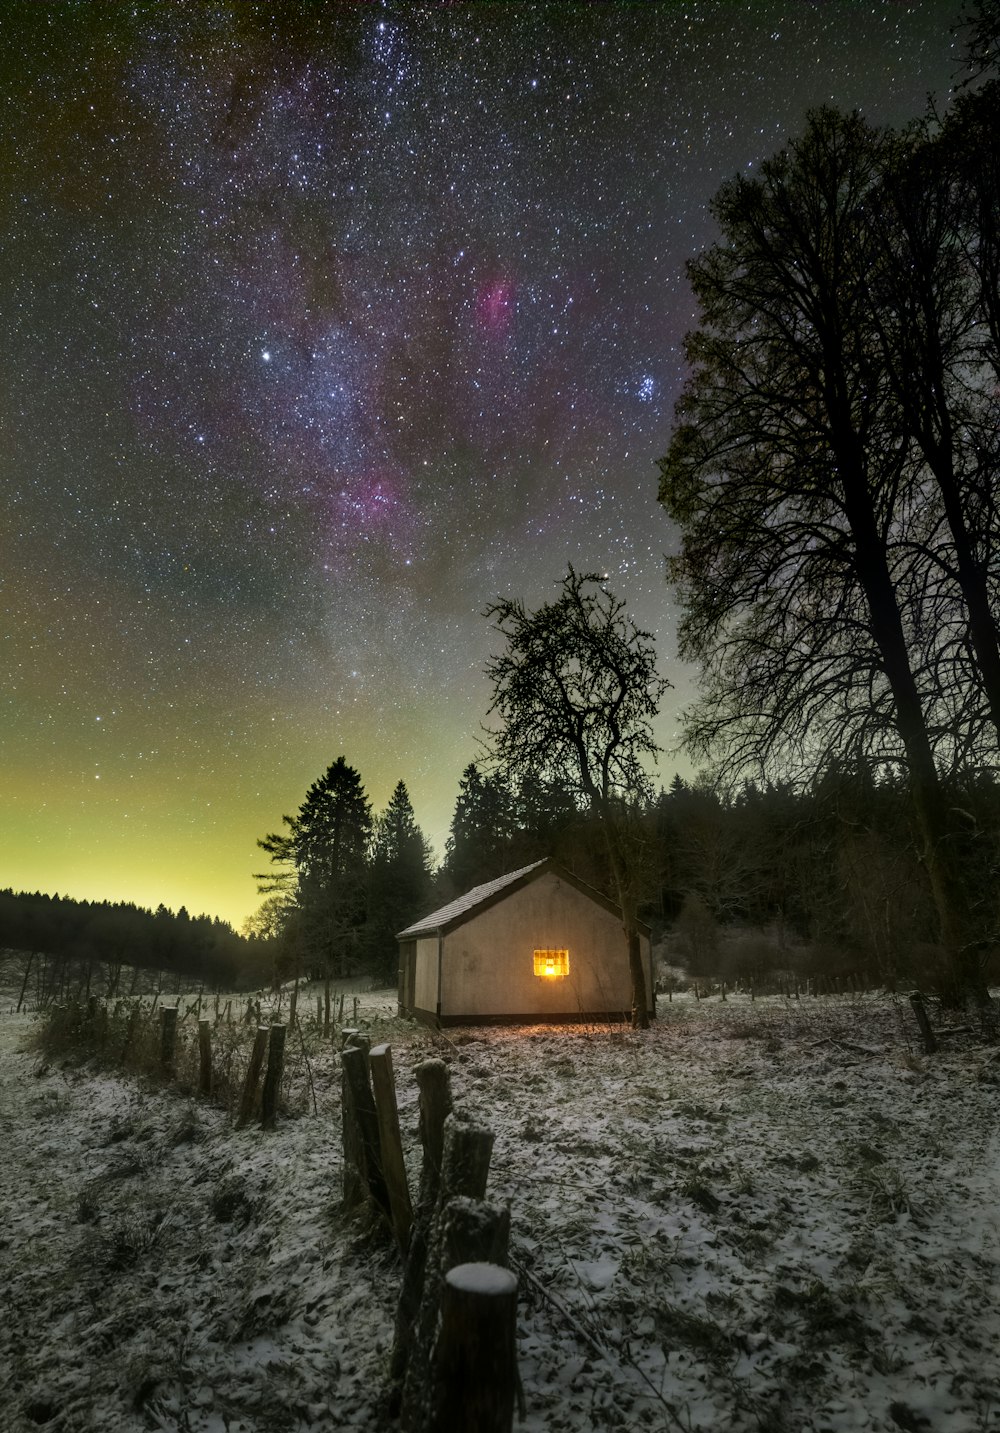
[1,2,960,923]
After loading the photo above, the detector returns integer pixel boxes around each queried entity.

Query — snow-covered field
[1,987,998,1432]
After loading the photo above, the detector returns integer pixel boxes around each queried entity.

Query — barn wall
[413,935,440,1014]
[439,870,645,1020]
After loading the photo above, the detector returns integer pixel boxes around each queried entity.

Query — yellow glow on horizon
[0,736,465,929]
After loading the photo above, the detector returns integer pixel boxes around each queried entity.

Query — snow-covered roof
[396,859,550,939]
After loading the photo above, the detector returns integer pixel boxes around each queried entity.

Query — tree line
[248,744,1000,1003]
[0,890,262,1002]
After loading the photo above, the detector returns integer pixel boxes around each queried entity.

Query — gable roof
[397,860,549,939]
[396,857,651,940]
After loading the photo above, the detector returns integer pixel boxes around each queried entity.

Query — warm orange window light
[533,949,570,978]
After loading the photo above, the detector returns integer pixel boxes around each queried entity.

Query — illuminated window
[533,949,570,979]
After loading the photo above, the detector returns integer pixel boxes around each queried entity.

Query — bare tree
[484,566,670,1028]
[659,108,992,1011]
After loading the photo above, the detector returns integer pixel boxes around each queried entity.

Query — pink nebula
[476,277,516,336]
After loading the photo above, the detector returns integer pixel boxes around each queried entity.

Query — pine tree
[257,756,372,981]
[366,780,432,983]
[442,762,516,892]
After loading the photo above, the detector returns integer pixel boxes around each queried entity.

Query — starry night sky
[2,2,961,926]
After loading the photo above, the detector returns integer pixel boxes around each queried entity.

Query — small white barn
[396,858,654,1027]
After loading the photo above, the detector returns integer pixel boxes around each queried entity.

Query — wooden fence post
[428,1264,517,1433]
[261,1023,287,1130]
[399,1111,495,1431]
[159,1006,178,1077]
[198,1019,213,1096]
[341,1039,390,1215]
[416,1061,453,1201]
[236,1026,269,1128]
[440,1196,510,1273]
[341,1036,367,1209]
[370,1044,413,1253]
[390,1060,453,1404]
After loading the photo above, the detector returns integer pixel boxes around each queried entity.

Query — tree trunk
[922,438,1000,750]
[833,415,991,1010]
[601,820,649,1029]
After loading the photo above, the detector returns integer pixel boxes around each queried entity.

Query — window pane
[533,949,569,978]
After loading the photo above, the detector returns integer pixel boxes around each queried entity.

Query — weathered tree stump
[235,1026,269,1128]
[261,1023,286,1130]
[198,1019,213,1096]
[428,1263,517,1433]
